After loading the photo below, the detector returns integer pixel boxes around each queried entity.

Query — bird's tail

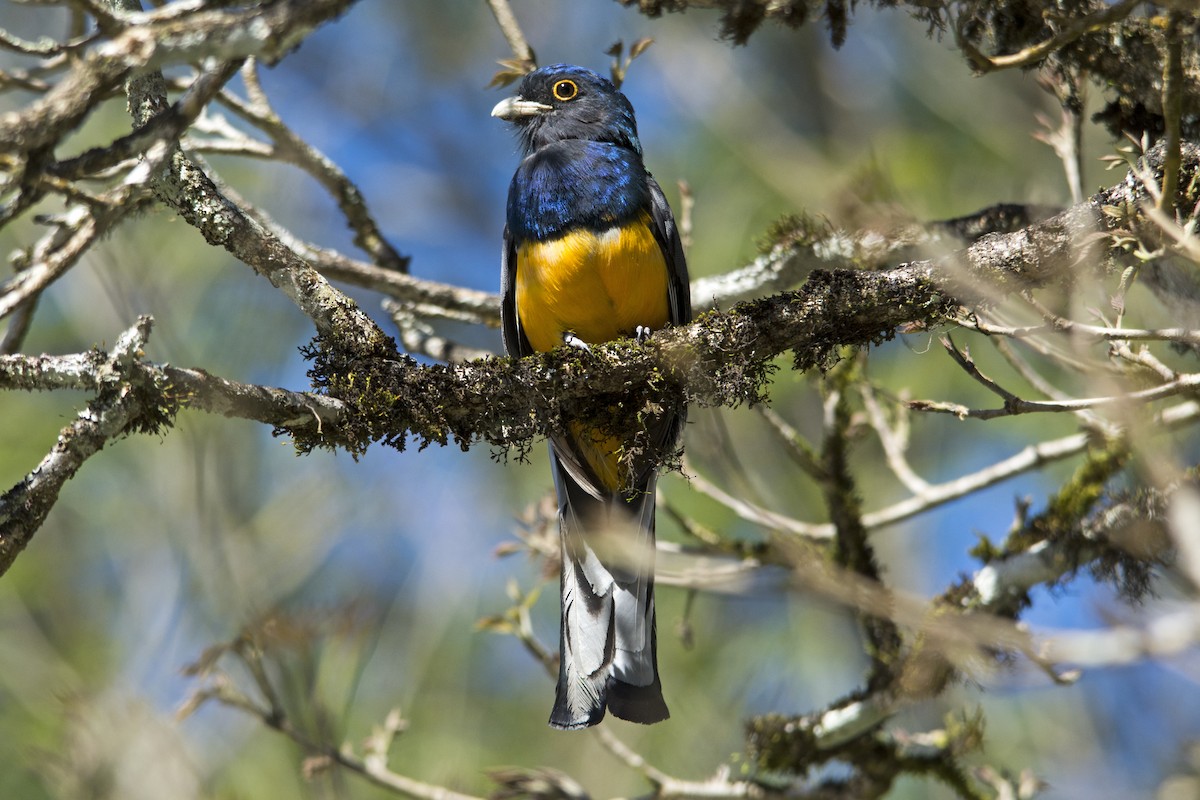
[548,449,669,730]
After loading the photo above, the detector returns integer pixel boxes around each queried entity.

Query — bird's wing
[500,225,532,358]
[646,176,692,328]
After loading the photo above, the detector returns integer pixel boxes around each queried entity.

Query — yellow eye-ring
[552,79,578,102]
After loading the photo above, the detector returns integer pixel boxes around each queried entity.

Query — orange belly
[515,213,669,354]
[516,214,669,491]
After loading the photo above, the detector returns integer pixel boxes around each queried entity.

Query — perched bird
[493,64,691,729]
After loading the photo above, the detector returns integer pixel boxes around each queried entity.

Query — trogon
[493,64,691,729]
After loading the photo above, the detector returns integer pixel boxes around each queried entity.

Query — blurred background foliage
[1,2,1197,799]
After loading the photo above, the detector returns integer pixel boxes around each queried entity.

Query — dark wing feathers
[647,176,692,329]
[500,227,532,358]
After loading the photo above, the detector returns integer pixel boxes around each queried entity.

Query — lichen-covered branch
[2,141,1195,589]
[0,315,349,577]
[0,317,156,575]
[0,0,360,152]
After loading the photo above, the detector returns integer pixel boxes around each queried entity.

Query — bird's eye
[552,79,579,102]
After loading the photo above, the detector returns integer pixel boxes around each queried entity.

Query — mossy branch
[297,141,1200,458]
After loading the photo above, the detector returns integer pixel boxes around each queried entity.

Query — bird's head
[491,64,642,157]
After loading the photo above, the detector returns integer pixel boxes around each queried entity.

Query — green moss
[968,534,1000,564]
[755,211,832,256]
[742,712,819,772]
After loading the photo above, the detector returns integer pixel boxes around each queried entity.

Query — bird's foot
[634,325,653,344]
[562,331,591,352]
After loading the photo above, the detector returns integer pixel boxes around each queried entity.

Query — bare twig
[197,684,485,800]
[485,0,535,64]
[910,370,1200,420]
[384,302,493,363]
[1033,70,1085,205]
[860,382,931,496]
[685,458,832,540]
[960,311,1200,348]
[1041,604,1200,667]
[213,59,409,272]
[117,44,393,357]
[909,335,1200,421]
[49,58,242,180]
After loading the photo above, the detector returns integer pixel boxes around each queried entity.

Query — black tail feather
[547,445,669,730]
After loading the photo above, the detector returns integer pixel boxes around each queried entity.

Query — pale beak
[491,96,553,120]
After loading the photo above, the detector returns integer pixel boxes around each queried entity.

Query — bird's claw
[562,332,591,352]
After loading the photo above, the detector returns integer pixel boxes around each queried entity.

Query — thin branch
[684,459,832,540]
[910,366,1200,420]
[989,336,1117,435]
[1033,69,1085,205]
[49,58,242,180]
[213,59,409,272]
[860,382,931,496]
[1146,204,1200,267]
[864,400,1198,531]
[960,311,1200,347]
[0,317,153,575]
[0,27,97,57]
[384,302,493,363]
[197,683,486,800]
[118,44,393,359]
[486,0,535,64]
[756,407,827,482]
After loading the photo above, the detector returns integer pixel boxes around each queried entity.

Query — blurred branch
[860,382,930,496]
[486,0,535,65]
[1159,10,1186,217]
[684,458,832,540]
[959,311,1200,347]
[187,677,485,800]
[821,357,904,691]
[0,0,359,152]
[0,315,350,577]
[384,301,494,363]
[215,58,409,272]
[954,0,1142,73]
[1042,604,1200,666]
[908,336,1200,420]
[0,178,152,319]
